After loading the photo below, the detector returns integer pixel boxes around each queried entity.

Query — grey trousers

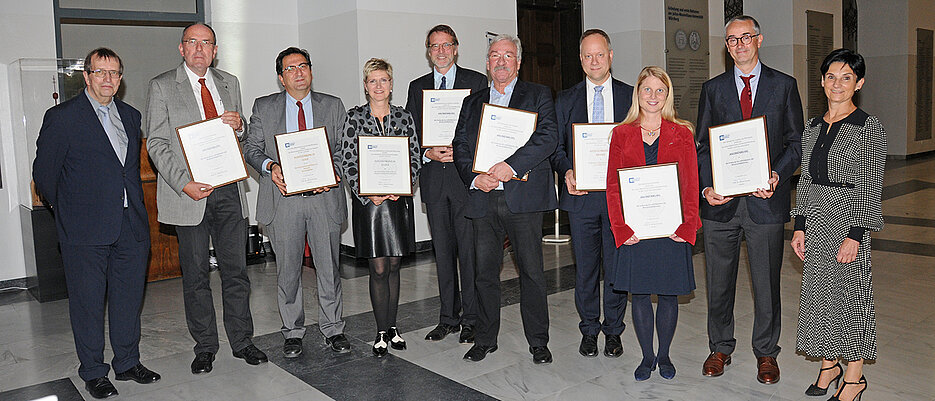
[267,195,346,339]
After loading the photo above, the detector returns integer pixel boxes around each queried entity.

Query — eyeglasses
[282,63,310,74]
[428,42,456,51]
[182,38,215,47]
[726,33,759,47]
[366,77,391,86]
[488,52,516,61]
[88,69,121,78]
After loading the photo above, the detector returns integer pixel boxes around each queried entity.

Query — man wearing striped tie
[549,29,633,359]
[146,22,267,375]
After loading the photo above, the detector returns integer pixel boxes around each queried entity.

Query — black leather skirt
[351,197,416,258]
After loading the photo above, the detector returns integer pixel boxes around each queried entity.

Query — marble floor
[1,155,934,401]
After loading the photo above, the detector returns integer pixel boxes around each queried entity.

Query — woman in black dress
[340,58,421,356]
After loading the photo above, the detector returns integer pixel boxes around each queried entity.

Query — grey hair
[725,15,761,35]
[486,33,522,60]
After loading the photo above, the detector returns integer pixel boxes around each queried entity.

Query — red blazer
[606,120,701,247]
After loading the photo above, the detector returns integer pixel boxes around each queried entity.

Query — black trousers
[176,184,254,354]
[425,185,477,327]
[472,191,549,347]
[61,209,149,381]
[703,198,784,358]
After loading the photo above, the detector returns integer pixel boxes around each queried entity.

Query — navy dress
[610,140,695,295]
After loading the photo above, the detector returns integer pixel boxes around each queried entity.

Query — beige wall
[906,0,935,155]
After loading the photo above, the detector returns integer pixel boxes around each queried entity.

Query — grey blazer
[243,91,348,226]
[145,63,249,226]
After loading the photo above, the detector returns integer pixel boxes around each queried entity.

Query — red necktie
[297,100,306,131]
[199,78,218,119]
[740,75,754,120]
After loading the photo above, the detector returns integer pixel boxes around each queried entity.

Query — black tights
[369,256,401,331]
[631,294,678,366]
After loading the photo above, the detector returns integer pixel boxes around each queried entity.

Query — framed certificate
[274,127,339,195]
[472,103,538,180]
[617,162,683,240]
[357,136,413,196]
[421,88,471,147]
[176,116,249,187]
[708,116,772,197]
[572,123,617,191]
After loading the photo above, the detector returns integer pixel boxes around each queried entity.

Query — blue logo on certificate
[628,177,638,183]
[581,132,590,139]
[490,114,497,120]
[284,142,294,148]
[719,134,726,141]
[431,98,439,102]
[367,144,375,149]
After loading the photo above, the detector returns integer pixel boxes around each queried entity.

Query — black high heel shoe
[372,331,388,357]
[388,326,407,350]
[828,375,867,401]
[806,362,842,396]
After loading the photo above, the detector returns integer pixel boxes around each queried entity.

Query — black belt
[813,180,855,189]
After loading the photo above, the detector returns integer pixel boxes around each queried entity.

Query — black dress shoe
[373,331,388,357]
[233,344,268,365]
[459,325,475,344]
[326,334,351,353]
[463,344,498,361]
[115,363,161,384]
[85,376,118,399]
[604,334,623,358]
[579,334,598,357]
[387,327,407,350]
[284,338,303,358]
[530,346,553,364]
[191,352,215,374]
[425,324,459,341]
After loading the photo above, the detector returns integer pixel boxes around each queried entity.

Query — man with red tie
[146,22,267,375]
[695,15,803,384]
[243,47,351,358]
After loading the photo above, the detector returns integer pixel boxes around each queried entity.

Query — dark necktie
[297,100,306,130]
[199,78,218,119]
[439,76,446,90]
[740,75,754,120]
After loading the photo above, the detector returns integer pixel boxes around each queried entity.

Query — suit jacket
[405,66,488,203]
[550,78,633,212]
[33,93,149,246]
[242,91,348,226]
[145,63,249,226]
[452,79,559,218]
[605,121,700,247]
[696,63,803,224]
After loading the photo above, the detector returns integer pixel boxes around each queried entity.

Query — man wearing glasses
[243,47,351,358]
[696,15,803,384]
[404,24,488,344]
[34,48,160,399]
[146,22,267,375]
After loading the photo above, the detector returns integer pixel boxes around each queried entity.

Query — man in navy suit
[453,34,558,365]
[696,15,803,384]
[550,29,633,359]
[33,48,159,399]
[405,25,488,343]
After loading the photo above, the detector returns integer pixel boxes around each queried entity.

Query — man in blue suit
[33,48,159,399]
[550,29,633,359]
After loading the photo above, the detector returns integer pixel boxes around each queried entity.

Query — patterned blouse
[340,103,421,205]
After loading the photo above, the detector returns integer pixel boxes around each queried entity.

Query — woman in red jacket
[606,66,701,381]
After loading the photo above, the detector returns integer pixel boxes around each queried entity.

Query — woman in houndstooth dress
[790,49,885,401]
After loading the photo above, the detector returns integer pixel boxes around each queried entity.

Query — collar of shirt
[733,60,762,106]
[585,75,614,123]
[433,64,457,89]
[489,77,518,107]
[285,91,314,133]
[183,63,224,119]
[84,89,124,129]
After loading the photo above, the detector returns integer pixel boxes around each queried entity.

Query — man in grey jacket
[146,22,267,375]
[243,47,350,358]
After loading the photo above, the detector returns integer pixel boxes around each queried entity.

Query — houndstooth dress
[791,108,886,361]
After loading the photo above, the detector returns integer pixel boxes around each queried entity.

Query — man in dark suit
[243,47,351,358]
[550,29,632,359]
[696,15,803,384]
[33,48,160,399]
[405,24,488,343]
[453,34,558,364]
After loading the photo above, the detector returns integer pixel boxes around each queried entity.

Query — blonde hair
[362,58,393,101]
[621,66,694,134]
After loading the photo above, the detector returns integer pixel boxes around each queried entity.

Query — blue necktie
[439,76,446,90]
[593,85,604,123]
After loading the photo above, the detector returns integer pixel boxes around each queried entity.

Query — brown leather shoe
[756,356,780,384]
[702,352,731,377]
